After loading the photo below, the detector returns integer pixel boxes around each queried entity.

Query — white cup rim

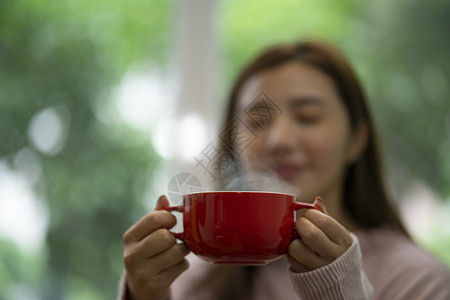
[186,191,296,197]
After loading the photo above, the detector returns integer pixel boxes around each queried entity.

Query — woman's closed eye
[293,109,323,125]
[288,96,325,125]
[241,113,275,130]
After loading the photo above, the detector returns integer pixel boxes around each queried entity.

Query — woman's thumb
[313,196,329,215]
[155,195,170,210]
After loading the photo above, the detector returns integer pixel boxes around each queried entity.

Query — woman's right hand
[123,195,190,300]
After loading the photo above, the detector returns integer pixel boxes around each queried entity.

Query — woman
[119,40,450,299]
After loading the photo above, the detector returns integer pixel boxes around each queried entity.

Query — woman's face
[235,62,362,203]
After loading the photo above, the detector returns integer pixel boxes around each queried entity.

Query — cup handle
[293,202,323,212]
[291,201,323,240]
[165,205,185,241]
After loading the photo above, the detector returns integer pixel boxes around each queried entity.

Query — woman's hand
[123,195,190,300]
[288,197,353,273]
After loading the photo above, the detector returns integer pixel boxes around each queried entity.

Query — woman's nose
[264,116,297,155]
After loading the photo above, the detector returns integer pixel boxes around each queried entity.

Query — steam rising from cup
[216,156,299,197]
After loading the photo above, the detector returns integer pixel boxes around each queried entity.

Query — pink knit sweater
[118,226,450,299]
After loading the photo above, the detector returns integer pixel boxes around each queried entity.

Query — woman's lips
[272,164,304,179]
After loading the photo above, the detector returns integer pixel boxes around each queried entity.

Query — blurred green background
[1,0,449,299]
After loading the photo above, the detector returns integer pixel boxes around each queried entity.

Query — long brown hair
[219,39,408,235]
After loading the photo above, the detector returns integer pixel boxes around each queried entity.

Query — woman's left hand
[288,196,353,273]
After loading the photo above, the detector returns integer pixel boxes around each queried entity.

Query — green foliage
[364,0,450,199]
[0,239,43,298]
[0,0,173,298]
[219,0,360,87]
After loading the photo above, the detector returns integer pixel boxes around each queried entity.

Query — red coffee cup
[166,191,319,265]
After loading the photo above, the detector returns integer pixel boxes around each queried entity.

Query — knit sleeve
[117,271,135,300]
[289,233,373,300]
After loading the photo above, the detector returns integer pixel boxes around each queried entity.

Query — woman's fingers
[155,195,171,210]
[303,208,352,248]
[313,196,328,214]
[123,208,176,244]
[127,258,190,300]
[147,243,190,273]
[128,244,190,286]
[123,195,191,299]
[154,258,190,288]
[288,196,354,272]
[295,216,345,261]
[287,255,309,273]
[288,238,327,270]
[124,228,177,269]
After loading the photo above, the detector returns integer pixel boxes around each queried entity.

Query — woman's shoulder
[357,225,447,270]
[356,226,450,299]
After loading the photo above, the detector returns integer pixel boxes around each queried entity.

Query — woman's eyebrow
[238,95,324,113]
[289,96,325,108]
